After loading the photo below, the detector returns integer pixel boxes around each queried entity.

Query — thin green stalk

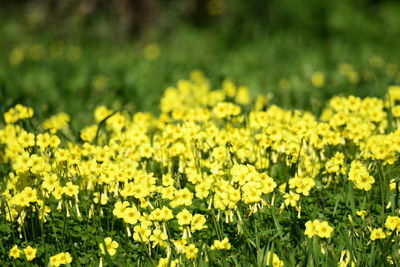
[270,206,284,242]
[210,211,223,240]
[395,179,399,212]
[4,200,16,245]
[62,202,68,250]
[30,209,36,240]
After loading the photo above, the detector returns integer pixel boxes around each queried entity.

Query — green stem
[62,202,67,250]
[4,200,16,245]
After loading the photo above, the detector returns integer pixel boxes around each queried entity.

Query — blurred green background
[1,0,400,128]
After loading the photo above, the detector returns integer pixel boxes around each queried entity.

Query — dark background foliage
[1,0,400,127]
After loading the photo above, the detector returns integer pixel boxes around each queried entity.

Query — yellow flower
[161,186,175,200]
[385,216,400,231]
[133,224,152,243]
[52,185,65,200]
[149,228,168,248]
[160,206,174,221]
[390,179,397,192]
[80,125,98,142]
[355,210,368,219]
[172,188,194,207]
[304,220,318,238]
[49,255,61,267]
[211,237,231,250]
[94,105,113,123]
[99,237,119,256]
[354,175,375,191]
[191,214,207,232]
[23,245,37,261]
[316,221,334,238]
[36,133,51,150]
[93,192,109,205]
[21,187,38,204]
[370,228,386,241]
[123,206,140,225]
[260,175,277,194]
[311,72,325,88]
[162,174,174,187]
[157,257,179,267]
[4,104,34,123]
[338,249,354,267]
[49,252,73,267]
[42,173,60,192]
[235,86,250,105]
[9,245,21,259]
[17,131,35,148]
[150,208,164,221]
[348,160,375,191]
[266,252,284,267]
[283,191,300,207]
[177,209,192,226]
[212,102,241,119]
[43,112,70,133]
[63,182,79,197]
[305,220,333,238]
[184,244,198,259]
[173,239,188,254]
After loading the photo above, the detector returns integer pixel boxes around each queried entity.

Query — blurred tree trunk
[113,0,159,38]
[21,0,160,38]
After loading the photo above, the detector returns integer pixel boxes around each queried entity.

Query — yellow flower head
[316,221,334,238]
[370,228,386,241]
[9,245,21,259]
[266,252,284,267]
[184,244,198,259]
[23,245,37,261]
[311,72,326,88]
[99,237,119,256]
[177,209,192,226]
[211,237,231,250]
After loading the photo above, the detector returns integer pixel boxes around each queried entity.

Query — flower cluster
[3,104,34,124]
[1,71,400,265]
[304,220,334,238]
[9,245,37,261]
[49,252,73,267]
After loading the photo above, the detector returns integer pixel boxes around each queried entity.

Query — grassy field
[2,2,400,266]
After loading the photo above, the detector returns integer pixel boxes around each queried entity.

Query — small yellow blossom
[370,228,386,241]
[9,245,21,259]
[99,237,119,256]
[23,246,37,261]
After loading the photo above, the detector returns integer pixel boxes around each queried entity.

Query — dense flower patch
[1,71,400,266]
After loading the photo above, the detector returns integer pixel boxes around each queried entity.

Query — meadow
[2,1,400,266]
